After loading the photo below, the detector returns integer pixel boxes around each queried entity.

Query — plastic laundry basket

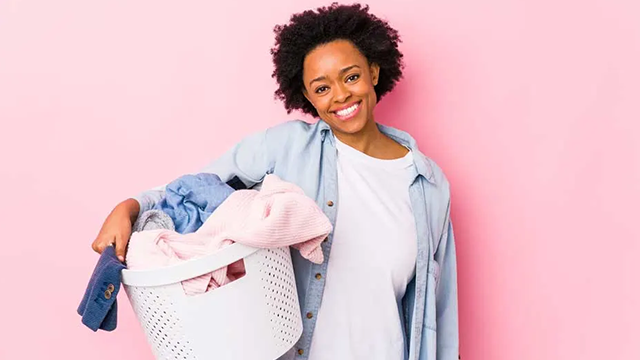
[120,243,303,360]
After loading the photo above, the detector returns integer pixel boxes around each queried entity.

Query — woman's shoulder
[261,119,326,151]
[265,119,325,138]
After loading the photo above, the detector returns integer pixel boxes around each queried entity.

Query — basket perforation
[123,246,302,359]
[127,286,197,359]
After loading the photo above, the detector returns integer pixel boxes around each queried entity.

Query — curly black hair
[270,3,404,117]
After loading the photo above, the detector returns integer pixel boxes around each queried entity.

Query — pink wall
[0,0,638,359]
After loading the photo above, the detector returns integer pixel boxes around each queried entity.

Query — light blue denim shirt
[134,119,459,360]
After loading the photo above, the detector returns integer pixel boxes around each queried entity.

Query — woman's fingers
[114,233,128,263]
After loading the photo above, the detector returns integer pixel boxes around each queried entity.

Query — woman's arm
[133,128,274,214]
[92,128,274,260]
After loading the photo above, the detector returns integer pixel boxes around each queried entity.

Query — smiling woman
[91,3,459,360]
[299,40,409,159]
[303,41,381,137]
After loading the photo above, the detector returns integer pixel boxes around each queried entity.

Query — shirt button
[298,349,304,355]
[306,312,313,319]
[315,273,322,280]
[107,284,115,292]
[326,200,334,207]
[104,290,112,300]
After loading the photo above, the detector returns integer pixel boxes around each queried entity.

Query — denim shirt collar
[317,119,436,184]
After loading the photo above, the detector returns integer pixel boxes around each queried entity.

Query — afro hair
[270,3,404,117]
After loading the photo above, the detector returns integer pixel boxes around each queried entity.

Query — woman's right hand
[91,198,140,262]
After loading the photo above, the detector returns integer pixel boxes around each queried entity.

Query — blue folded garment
[77,246,126,332]
[154,173,235,234]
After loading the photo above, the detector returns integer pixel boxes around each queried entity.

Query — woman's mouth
[333,101,362,121]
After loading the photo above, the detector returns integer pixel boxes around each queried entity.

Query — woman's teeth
[336,102,359,116]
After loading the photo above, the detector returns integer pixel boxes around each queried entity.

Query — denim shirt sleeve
[132,129,274,215]
[434,200,460,360]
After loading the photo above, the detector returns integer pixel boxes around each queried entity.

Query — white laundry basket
[121,243,303,360]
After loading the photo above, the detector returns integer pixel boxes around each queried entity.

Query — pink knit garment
[126,174,333,295]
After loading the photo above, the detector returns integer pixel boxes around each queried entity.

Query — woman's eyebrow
[339,64,360,75]
[309,65,361,86]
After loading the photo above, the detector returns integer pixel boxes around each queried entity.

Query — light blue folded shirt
[153,173,234,234]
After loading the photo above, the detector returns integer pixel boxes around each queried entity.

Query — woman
[91,3,459,360]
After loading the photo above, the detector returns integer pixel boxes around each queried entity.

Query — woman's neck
[332,118,409,160]
[333,119,383,155]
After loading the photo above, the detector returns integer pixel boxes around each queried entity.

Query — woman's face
[302,39,380,136]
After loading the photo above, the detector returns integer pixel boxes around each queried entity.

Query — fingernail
[118,256,124,262]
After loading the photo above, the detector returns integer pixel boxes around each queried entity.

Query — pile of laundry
[78,173,332,332]
[127,173,331,293]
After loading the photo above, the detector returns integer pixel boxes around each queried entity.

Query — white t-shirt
[307,136,418,360]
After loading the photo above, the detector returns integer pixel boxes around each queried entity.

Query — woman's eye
[346,74,360,82]
[315,86,328,94]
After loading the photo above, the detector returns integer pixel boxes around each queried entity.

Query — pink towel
[126,174,332,295]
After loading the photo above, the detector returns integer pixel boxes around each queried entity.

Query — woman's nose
[333,83,351,103]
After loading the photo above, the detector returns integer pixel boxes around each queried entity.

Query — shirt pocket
[425,259,440,331]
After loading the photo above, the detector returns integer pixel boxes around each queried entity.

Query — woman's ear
[370,63,380,86]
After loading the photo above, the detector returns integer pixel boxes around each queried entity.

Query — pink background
[1,0,638,359]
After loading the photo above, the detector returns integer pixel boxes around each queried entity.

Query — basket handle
[120,243,259,287]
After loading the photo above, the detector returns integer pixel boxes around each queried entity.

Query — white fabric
[307,136,418,360]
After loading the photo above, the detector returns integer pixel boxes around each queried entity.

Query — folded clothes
[154,173,235,234]
[127,174,333,295]
[126,229,247,294]
[77,246,126,331]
